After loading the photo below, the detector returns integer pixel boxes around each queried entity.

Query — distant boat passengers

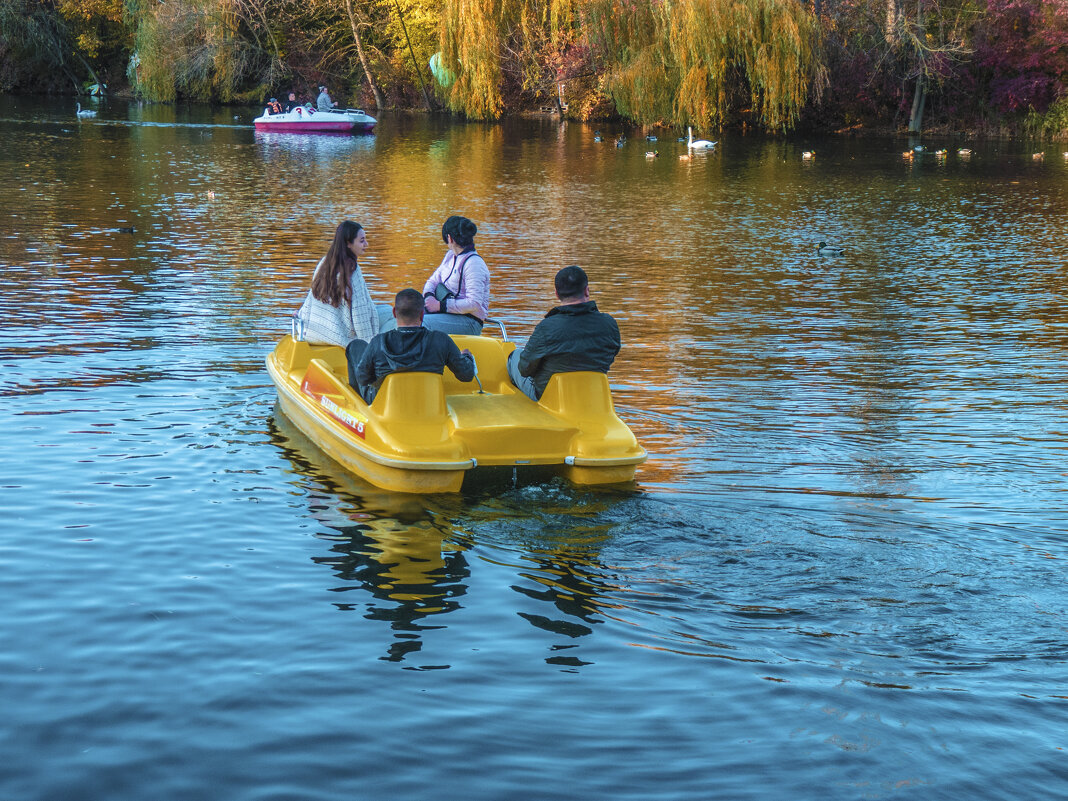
[317,86,338,112]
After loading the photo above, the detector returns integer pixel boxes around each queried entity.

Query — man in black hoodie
[347,288,475,404]
[507,265,620,401]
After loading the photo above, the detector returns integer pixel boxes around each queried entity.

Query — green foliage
[1026,96,1068,139]
[438,0,506,118]
[0,2,67,91]
[0,0,121,91]
[128,0,284,102]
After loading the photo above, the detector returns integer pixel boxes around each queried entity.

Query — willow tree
[436,0,579,118]
[0,0,79,91]
[0,0,116,92]
[585,0,826,131]
[129,0,268,101]
[386,0,437,109]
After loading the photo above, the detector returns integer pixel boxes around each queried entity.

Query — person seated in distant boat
[507,265,620,401]
[295,220,392,351]
[347,289,476,404]
[283,91,300,113]
[266,97,282,115]
[317,86,338,111]
[418,215,490,336]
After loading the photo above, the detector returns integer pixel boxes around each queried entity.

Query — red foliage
[975,0,1068,112]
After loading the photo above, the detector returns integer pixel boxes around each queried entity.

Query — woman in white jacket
[420,215,490,335]
[296,220,388,347]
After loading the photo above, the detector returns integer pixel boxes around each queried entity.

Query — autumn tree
[584,0,826,132]
[888,0,975,131]
[436,0,581,118]
[974,0,1068,115]
[0,0,124,92]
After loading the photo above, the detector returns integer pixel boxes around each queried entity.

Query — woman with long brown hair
[296,220,387,347]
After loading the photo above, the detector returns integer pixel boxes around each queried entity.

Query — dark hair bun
[442,215,477,247]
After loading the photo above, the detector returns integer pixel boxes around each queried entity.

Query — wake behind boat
[253,104,376,134]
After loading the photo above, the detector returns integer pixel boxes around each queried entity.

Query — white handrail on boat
[483,318,508,340]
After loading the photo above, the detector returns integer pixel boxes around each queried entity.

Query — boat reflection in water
[254,130,376,165]
[269,411,471,663]
[268,409,630,667]
[314,519,471,664]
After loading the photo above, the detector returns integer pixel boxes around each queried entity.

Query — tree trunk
[344,0,387,109]
[908,74,925,133]
[391,0,436,111]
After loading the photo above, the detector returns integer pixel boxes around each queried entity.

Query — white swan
[76,102,96,118]
[687,126,716,149]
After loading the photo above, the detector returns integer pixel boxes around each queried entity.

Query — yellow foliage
[437,0,580,119]
[589,0,825,131]
[58,0,124,24]
[131,0,250,102]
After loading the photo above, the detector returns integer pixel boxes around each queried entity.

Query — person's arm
[422,255,451,312]
[422,255,448,297]
[517,323,547,378]
[347,269,379,340]
[354,342,379,388]
[606,316,621,361]
[445,340,476,383]
[448,255,489,318]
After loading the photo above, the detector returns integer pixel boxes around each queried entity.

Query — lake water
[2,96,1067,799]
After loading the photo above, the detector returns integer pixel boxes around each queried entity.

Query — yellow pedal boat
[266,333,646,494]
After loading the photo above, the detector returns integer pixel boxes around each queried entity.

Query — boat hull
[254,120,366,133]
[266,335,645,494]
[273,378,466,493]
[252,106,376,134]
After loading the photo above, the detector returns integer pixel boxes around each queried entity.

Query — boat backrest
[373,372,448,419]
[443,335,516,393]
[273,336,346,376]
[537,371,615,419]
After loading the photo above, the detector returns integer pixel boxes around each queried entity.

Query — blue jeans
[421,312,483,335]
[507,349,538,401]
[375,304,396,332]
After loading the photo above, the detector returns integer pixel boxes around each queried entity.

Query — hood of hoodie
[380,327,436,371]
[546,300,599,318]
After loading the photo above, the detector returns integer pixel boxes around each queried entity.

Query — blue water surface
[1,97,1067,800]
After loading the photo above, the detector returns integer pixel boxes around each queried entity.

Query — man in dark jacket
[507,265,620,400]
[347,288,475,404]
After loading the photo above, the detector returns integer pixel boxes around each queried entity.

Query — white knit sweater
[296,258,379,346]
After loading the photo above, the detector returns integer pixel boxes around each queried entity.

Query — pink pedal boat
[253,105,377,134]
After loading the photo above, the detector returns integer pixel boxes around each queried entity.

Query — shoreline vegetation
[4,0,1068,140]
